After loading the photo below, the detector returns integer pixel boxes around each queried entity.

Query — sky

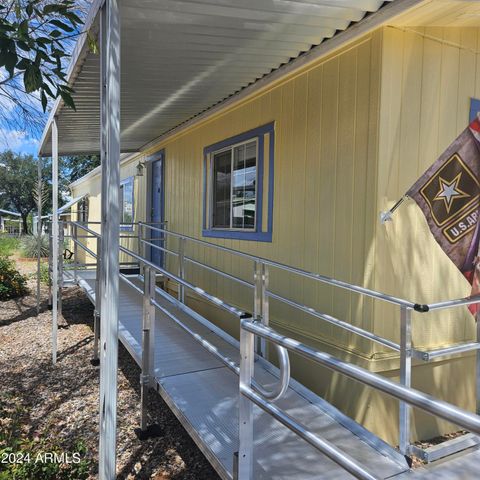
[0,128,40,156]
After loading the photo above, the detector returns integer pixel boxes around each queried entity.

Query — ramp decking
[63,269,479,479]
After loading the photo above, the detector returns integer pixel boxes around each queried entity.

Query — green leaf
[49,20,74,33]
[1,51,18,77]
[40,89,47,112]
[49,30,62,38]
[17,41,30,52]
[65,12,83,25]
[26,3,34,16]
[58,89,76,111]
[23,64,42,93]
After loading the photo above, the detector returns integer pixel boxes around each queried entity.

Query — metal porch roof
[39,0,421,157]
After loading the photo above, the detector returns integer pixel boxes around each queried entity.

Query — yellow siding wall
[375,26,480,440]
[144,31,383,365]
[71,26,480,444]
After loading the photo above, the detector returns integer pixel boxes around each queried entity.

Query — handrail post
[238,322,254,479]
[73,223,78,282]
[261,263,269,358]
[254,261,262,355]
[136,265,160,439]
[137,222,144,262]
[58,224,64,319]
[178,237,186,303]
[399,306,412,457]
[92,235,102,366]
[254,261,269,357]
[48,222,52,309]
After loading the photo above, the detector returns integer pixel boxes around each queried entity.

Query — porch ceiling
[39,0,417,157]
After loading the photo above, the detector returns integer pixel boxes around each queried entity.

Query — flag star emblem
[433,173,470,213]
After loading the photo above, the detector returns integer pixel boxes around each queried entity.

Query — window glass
[232,141,256,229]
[212,150,232,228]
[211,139,257,230]
[120,178,134,225]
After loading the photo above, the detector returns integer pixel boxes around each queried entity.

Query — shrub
[0,235,19,257]
[20,234,49,259]
[35,262,50,285]
[0,256,29,301]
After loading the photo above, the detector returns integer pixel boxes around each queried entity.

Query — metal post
[58,225,64,319]
[48,223,52,309]
[261,263,269,358]
[98,1,121,478]
[238,325,255,479]
[178,237,185,303]
[254,261,262,355]
[36,157,42,315]
[399,306,412,456]
[137,222,143,259]
[92,235,102,366]
[51,118,59,365]
[73,223,78,281]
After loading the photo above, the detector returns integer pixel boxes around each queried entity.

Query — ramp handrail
[55,220,480,462]
[238,319,480,480]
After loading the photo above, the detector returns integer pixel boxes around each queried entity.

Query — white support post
[238,325,254,479]
[92,235,102,366]
[36,157,42,315]
[399,306,412,457]
[51,118,59,365]
[98,1,121,479]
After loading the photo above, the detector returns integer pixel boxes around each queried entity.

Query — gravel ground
[0,259,220,480]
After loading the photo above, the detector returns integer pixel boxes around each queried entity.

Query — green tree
[64,154,99,183]
[0,150,45,233]
[0,1,88,132]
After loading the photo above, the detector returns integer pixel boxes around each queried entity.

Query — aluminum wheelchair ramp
[69,269,409,480]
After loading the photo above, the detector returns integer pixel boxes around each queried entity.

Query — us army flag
[406,115,480,314]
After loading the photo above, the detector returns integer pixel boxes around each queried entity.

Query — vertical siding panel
[318,56,339,340]
[305,66,323,340]
[351,39,371,352]
[334,47,357,348]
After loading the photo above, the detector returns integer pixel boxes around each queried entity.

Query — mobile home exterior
[68,12,480,445]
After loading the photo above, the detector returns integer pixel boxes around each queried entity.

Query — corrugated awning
[39,0,421,157]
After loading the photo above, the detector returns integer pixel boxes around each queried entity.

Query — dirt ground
[0,259,219,479]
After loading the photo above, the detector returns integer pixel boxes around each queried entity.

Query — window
[203,122,275,242]
[212,139,257,230]
[120,177,134,229]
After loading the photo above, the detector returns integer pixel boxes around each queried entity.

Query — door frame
[145,149,165,265]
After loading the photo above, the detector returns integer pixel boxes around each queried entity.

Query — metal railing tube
[241,320,480,436]
[427,295,480,311]
[71,237,97,259]
[150,296,240,375]
[267,291,400,352]
[140,223,416,309]
[140,237,179,257]
[119,274,144,296]
[251,343,290,401]
[241,385,378,480]
[185,256,254,289]
[118,244,248,319]
[73,223,78,281]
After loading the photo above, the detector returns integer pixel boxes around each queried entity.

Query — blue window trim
[470,98,480,123]
[120,176,134,231]
[202,122,274,242]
